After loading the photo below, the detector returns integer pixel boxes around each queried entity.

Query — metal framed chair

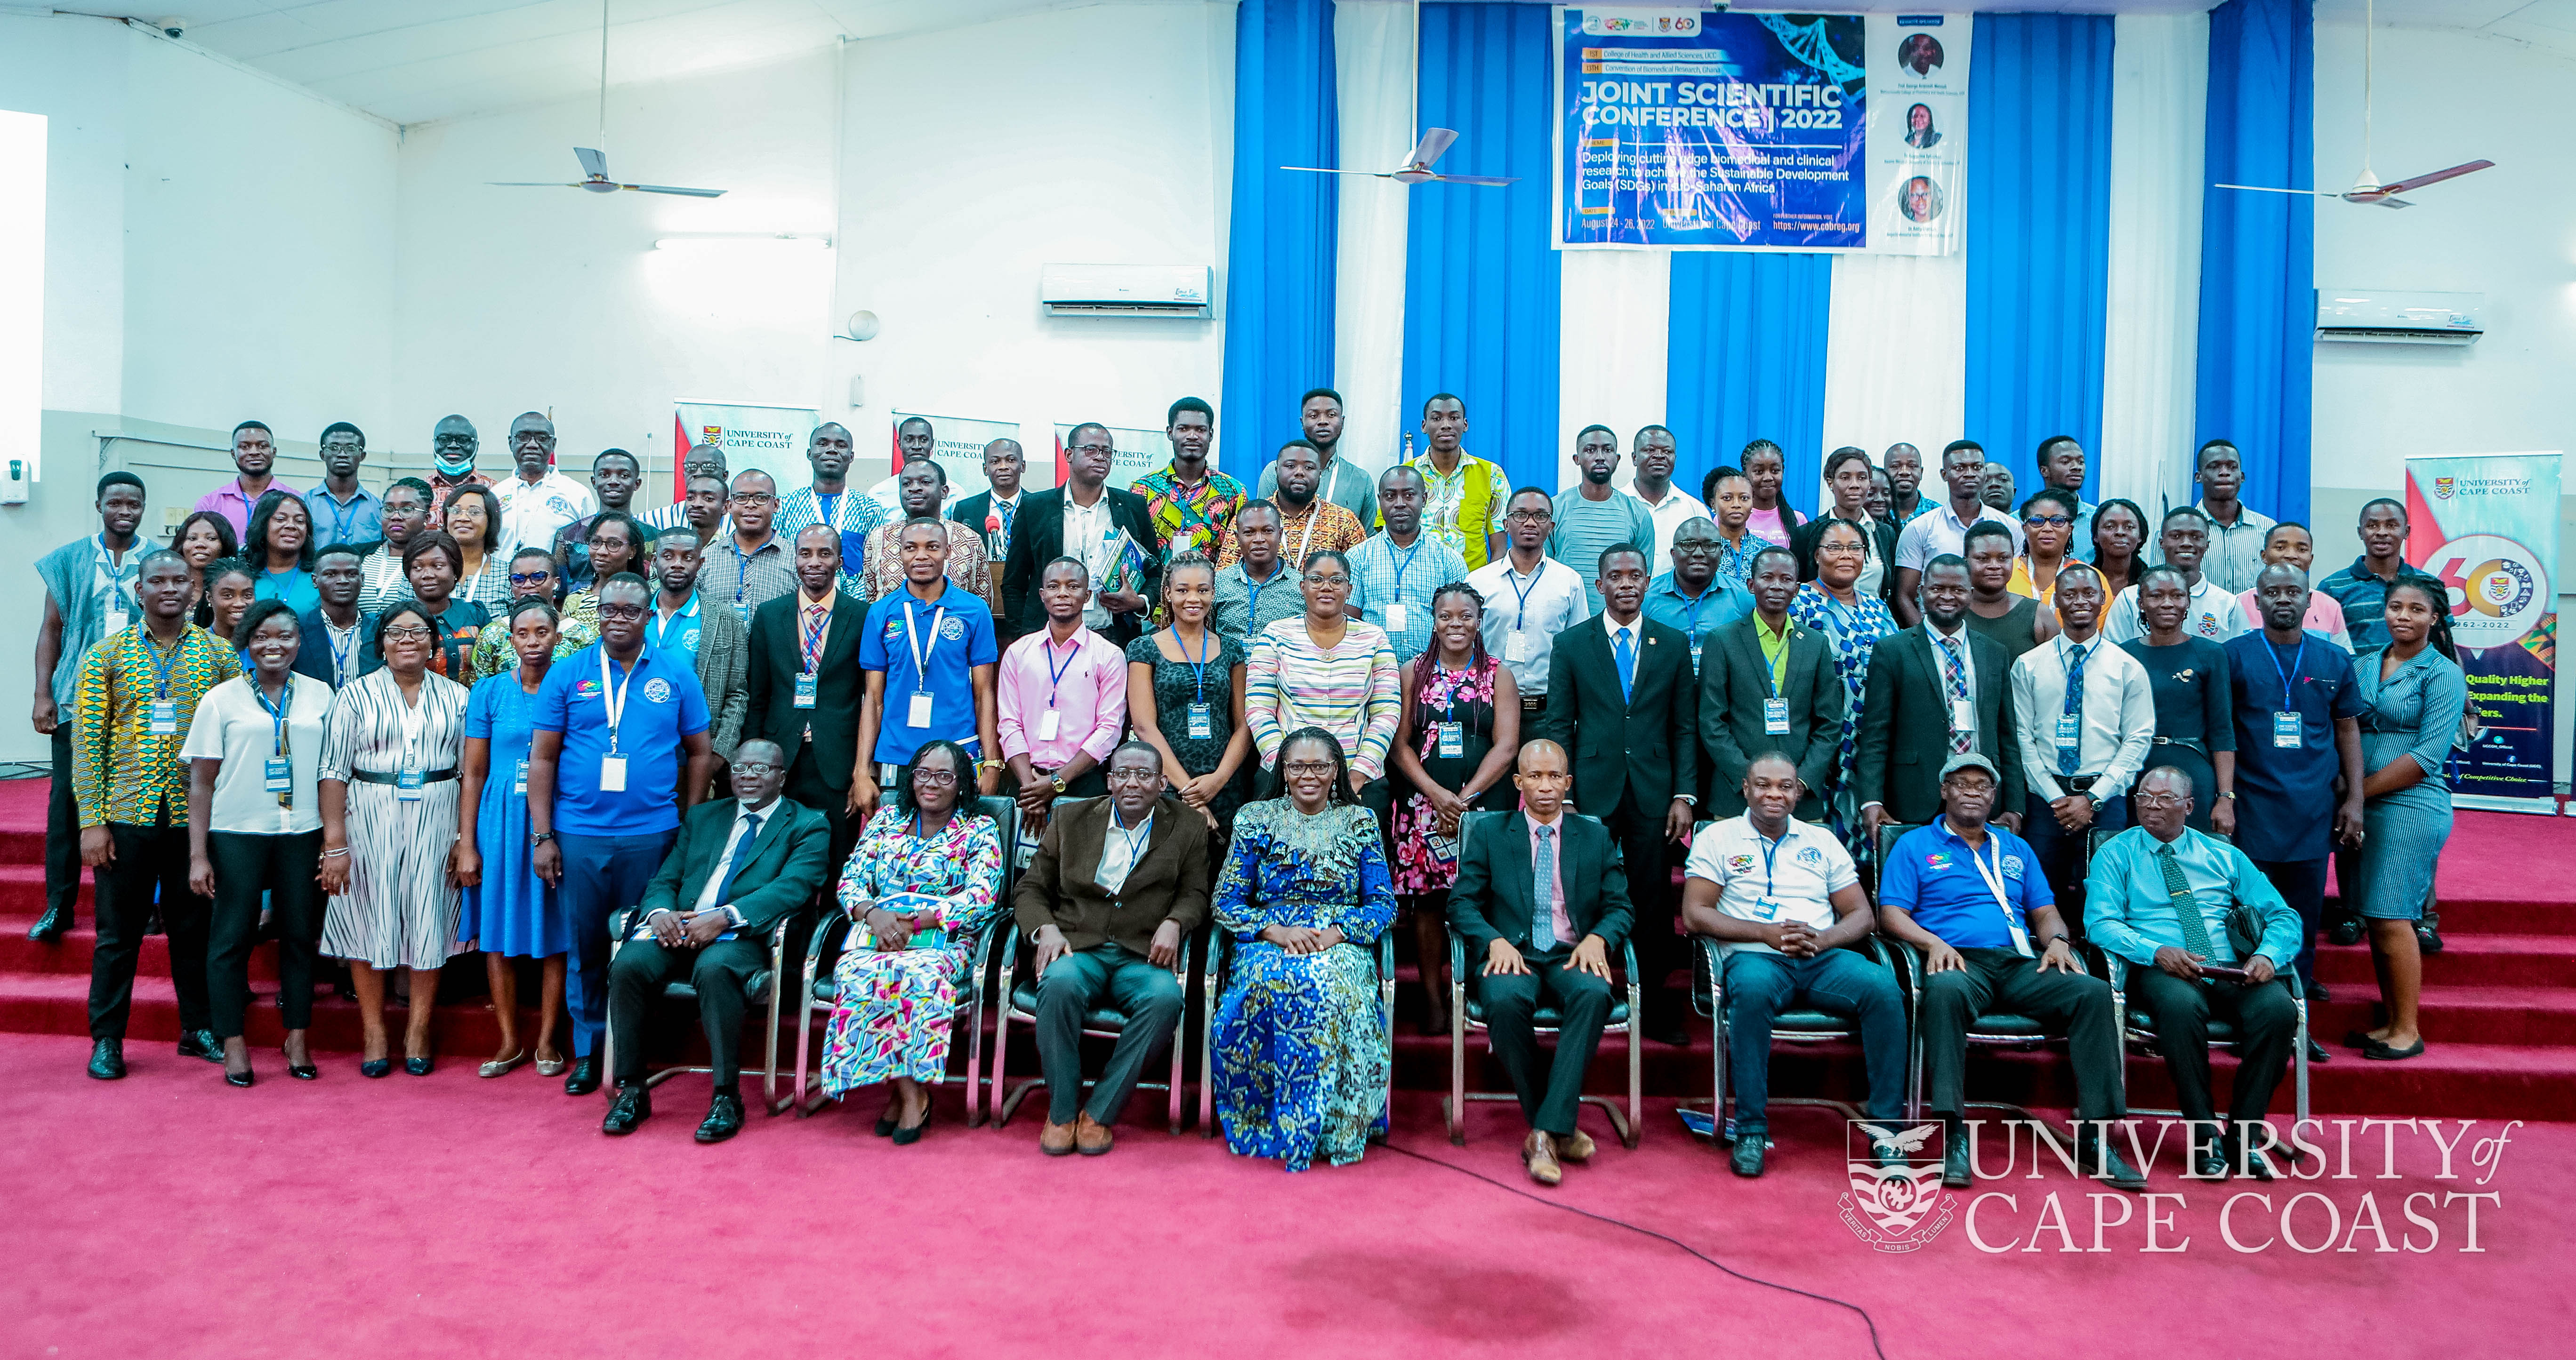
[2084,824,2311,1125]
[599,908,793,1103]
[784,794,1020,1122]
[1198,924,1399,1142]
[1683,932,1901,1146]
[1441,810,1643,1149]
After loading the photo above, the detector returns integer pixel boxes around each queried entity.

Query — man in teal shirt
[2085,765,2303,1180]
[1641,515,1754,675]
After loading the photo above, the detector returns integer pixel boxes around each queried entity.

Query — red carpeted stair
[2,779,2570,1120]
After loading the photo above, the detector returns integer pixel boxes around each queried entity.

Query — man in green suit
[602,739,832,1143]
[1699,546,1844,821]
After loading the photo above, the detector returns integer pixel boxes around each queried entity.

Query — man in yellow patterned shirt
[1409,393,1509,570]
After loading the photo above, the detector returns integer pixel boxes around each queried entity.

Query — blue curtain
[1665,254,1832,513]
[1402,2,1559,492]
[2198,0,2313,522]
[1221,0,1338,472]
[1963,13,2114,505]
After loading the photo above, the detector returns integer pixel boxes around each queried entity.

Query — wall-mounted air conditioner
[2315,289,2482,346]
[1038,263,1212,318]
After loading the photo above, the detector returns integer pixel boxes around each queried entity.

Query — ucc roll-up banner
[673,400,821,501]
[2405,452,2563,813]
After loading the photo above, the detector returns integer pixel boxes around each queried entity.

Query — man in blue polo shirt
[852,516,1002,819]
[527,571,720,1096]
[1876,752,2138,1190]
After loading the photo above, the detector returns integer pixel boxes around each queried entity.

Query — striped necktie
[1938,633,1973,754]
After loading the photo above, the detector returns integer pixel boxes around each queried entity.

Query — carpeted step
[0,909,279,982]
[2311,933,2576,988]
[0,973,506,1056]
[0,865,93,917]
[2304,985,2576,1048]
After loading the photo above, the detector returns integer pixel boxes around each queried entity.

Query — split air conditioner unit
[1038,263,1212,318]
[2315,289,2482,346]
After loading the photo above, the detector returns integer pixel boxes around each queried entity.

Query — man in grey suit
[1699,545,1844,821]
[1856,554,2026,839]
[647,527,750,764]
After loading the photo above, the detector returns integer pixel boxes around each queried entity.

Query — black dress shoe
[2306,1037,2333,1065]
[288,1064,319,1081]
[564,1056,601,1096]
[2077,1134,2148,1191]
[360,1058,392,1078]
[2193,1149,2230,1179]
[177,1029,224,1063]
[225,1066,255,1088]
[2326,917,2365,947]
[1729,1133,1768,1177]
[27,904,71,942]
[2306,980,2331,1003]
[892,1100,933,1147]
[602,1084,652,1135]
[1871,1140,1911,1171]
[404,1056,433,1077]
[87,1038,125,1080]
[875,1103,901,1137]
[2222,1134,2278,1181]
[696,1092,745,1144]
[1942,1127,1973,1188]
[2416,924,2443,954]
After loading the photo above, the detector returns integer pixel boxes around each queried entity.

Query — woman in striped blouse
[1246,548,1401,808]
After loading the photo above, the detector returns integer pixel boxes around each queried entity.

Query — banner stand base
[2453,793,2565,817]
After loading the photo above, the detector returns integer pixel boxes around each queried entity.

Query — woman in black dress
[1125,551,1251,835]
[1386,582,1520,1034]
[2117,565,2236,832]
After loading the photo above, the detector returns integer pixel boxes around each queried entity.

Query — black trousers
[2252,856,2329,987]
[1918,947,2124,1122]
[91,820,211,1040]
[206,830,325,1038]
[606,935,771,1088]
[44,724,83,923]
[784,741,853,871]
[2126,967,2297,1128]
[1476,957,1613,1136]
[1599,786,1678,1008]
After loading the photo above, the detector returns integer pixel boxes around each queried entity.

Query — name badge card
[1037,709,1061,743]
[1504,632,1534,664]
[1386,602,1408,633]
[513,759,529,795]
[1185,703,1214,740]
[1763,698,1790,735]
[907,692,934,728]
[397,768,425,802]
[1436,721,1465,759]
[104,609,129,636]
[793,673,817,709]
[148,700,179,736]
[263,758,293,793]
[599,755,628,792]
[2054,713,2081,753]
[2273,711,2302,749]
[1951,699,1976,732]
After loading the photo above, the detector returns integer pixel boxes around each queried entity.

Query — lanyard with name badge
[1960,827,2032,955]
[597,649,638,792]
[254,677,296,806]
[1038,632,1083,742]
[1385,537,1422,634]
[395,689,427,800]
[902,599,947,728]
[141,631,185,735]
[328,621,358,687]
[1752,830,1789,920]
[2054,640,2088,762]
[1175,626,1216,740]
[101,537,132,635]
[1432,661,1467,758]
[795,600,828,709]
[1244,565,1283,627]
[1505,565,1545,664]
[2267,636,2306,749]
[1933,627,1977,733]
[1756,623,1790,734]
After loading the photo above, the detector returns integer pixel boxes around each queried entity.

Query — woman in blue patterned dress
[2347,580,2466,1061]
[1210,728,1398,1170]
[821,740,1006,1141]
[1787,518,1900,840]
[454,597,572,1078]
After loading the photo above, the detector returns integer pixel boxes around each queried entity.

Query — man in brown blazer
[1012,741,1209,1156]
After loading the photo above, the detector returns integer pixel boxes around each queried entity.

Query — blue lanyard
[1757,830,1784,899]
[1508,564,1545,632]
[1043,633,1082,708]
[2266,636,2306,708]
[252,676,294,756]
[1110,809,1152,864]
[140,630,185,698]
[1171,625,1212,704]
[816,491,840,528]
[1244,564,1285,621]
[327,622,356,684]
[1431,659,1465,719]
[1388,536,1424,598]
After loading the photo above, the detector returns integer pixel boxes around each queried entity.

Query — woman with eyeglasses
[563,512,650,632]
[2088,498,2150,595]
[172,510,239,628]
[464,549,600,684]
[1791,448,1896,601]
[819,740,1006,1142]
[1209,728,1398,1170]
[181,600,335,1086]
[2010,488,2079,641]
[245,491,320,615]
[454,597,574,1079]
[1387,582,1518,1035]
[1126,551,1251,835]
[317,599,472,1077]
[394,530,491,683]
[2346,579,2464,1061]
[1787,519,1900,840]
[2118,565,2236,834]
[441,482,511,608]
[1244,548,1401,810]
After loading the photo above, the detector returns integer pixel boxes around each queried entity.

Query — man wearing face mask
[427,414,494,496]
[493,412,596,559]
[1254,388,1379,529]
[775,422,889,595]
[303,423,382,551]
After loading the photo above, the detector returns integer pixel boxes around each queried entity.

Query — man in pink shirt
[2234,520,2352,650]
[999,559,1129,821]
[193,420,300,537]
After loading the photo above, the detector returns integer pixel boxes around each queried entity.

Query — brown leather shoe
[1075,1112,1114,1156]
[1523,1130,1562,1186]
[1557,1129,1597,1164]
[1040,1119,1078,1157]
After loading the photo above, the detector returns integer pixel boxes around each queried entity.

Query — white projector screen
[0,109,43,487]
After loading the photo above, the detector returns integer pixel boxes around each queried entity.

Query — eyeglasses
[2135,792,2190,808]
[1303,573,1349,587]
[910,768,959,787]
[596,604,647,621]
[1817,542,1866,555]
[381,625,433,641]
[1671,539,1718,552]
[1105,768,1161,784]
[1068,443,1114,456]
[1281,761,1337,777]
[730,760,780,776]
[2024,515,2071,528]
[1504,510,1552,524]
[508,571,553,586]
[728,492,775,505]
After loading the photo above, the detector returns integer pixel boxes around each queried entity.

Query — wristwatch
[529,830,557,847]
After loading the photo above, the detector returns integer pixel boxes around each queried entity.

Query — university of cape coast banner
[2405,452,2563,812]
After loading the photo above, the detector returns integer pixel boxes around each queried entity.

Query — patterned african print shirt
[465,608,601,685]
[72,623,243,828]
[1132,465,1248,562]
[1217,498,1368,573]
[859,520,993,603]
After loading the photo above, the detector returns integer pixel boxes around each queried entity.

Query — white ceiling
[83,0,2576,127]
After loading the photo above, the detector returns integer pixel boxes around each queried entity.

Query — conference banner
[882,410,1028,508]
[1052,422,1177,492]
[2404,452,2563,813]
[1553,7,1969,254]
[672,400,821,502]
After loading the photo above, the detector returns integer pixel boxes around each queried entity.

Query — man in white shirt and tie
[2007,563,2157,933]
[1466,488,1589,717]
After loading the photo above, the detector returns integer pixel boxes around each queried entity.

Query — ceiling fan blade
[2367,195,2415,209]
[2370,159,2493,196]
[487,182,582,188]
[1408,128,1459,169]
[1428,173,1516,187]
[574,146,608,179]
[1278,166,1393,176]
[622,184,727,198]
[2212,182,2337,196]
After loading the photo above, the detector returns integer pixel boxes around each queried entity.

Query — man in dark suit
[744,525,871,867]
[1447,741,1636,1188]
[1540,544,1697,1044]
[1856,554,2026,839]
[601,739,832,1143]
[293,544,379,688]
[1013,742,1209,1156]
[1700,545,1844,821]
[1000,423,1160,645]
[949,437,1029,643]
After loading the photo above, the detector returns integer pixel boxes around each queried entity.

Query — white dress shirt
[1629,483,1711,576]
[661,800,778,926]
[1062,489,1119,629]
[1466,554,1589,698]
[2101,577,2247,646]
[1895,502,2023,572]
[1096,808,1153,896]
[493,470,598,559]
[2008,632,2158,802]
[1923,616,1979,706]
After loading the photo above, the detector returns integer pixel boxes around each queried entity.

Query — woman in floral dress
[1386,583,1518,1035]
[1787,518,1899,842]
[819,740,1006,1142]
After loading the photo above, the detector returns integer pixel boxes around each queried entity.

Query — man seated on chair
[602,739,833,1143]
[1447,739,1634,1188]
[1680,753,1908,1179]
[2084,765,2302,1181]
[1013,740,1209,1157]
[1877,752,2144,1191]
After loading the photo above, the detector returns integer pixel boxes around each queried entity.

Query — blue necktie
[1939,633,1975,755]
[1612,625,1636,704]
[2059,643,2088,777]
[1531,824,1558,952]
[713,811,765,912]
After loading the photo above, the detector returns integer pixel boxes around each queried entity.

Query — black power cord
[1380,1140,1889,1360]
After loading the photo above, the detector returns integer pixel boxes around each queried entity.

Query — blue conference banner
[2405,452,2564,812]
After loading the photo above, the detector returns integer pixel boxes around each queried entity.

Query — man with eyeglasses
[714,470,798,624]
[1466,489,1587,715]
[464,548,600,684]
[302,422,382,550]
[1642,516,1755,681]
[493,412,596,558]
[527,572,719,1096]
[2034,436,2096,561]
[427,413,494,496]
[1001,422,1159,645]
[602,739,831,1143]
[2084,766,2302,1179]
[746,526,877,866]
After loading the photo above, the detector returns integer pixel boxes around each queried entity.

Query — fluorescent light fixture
[653,234,830,251]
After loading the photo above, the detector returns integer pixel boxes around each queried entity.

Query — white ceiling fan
[486,1,724,199]
[1281,128,1516,187]
[2214,0,2488,209]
